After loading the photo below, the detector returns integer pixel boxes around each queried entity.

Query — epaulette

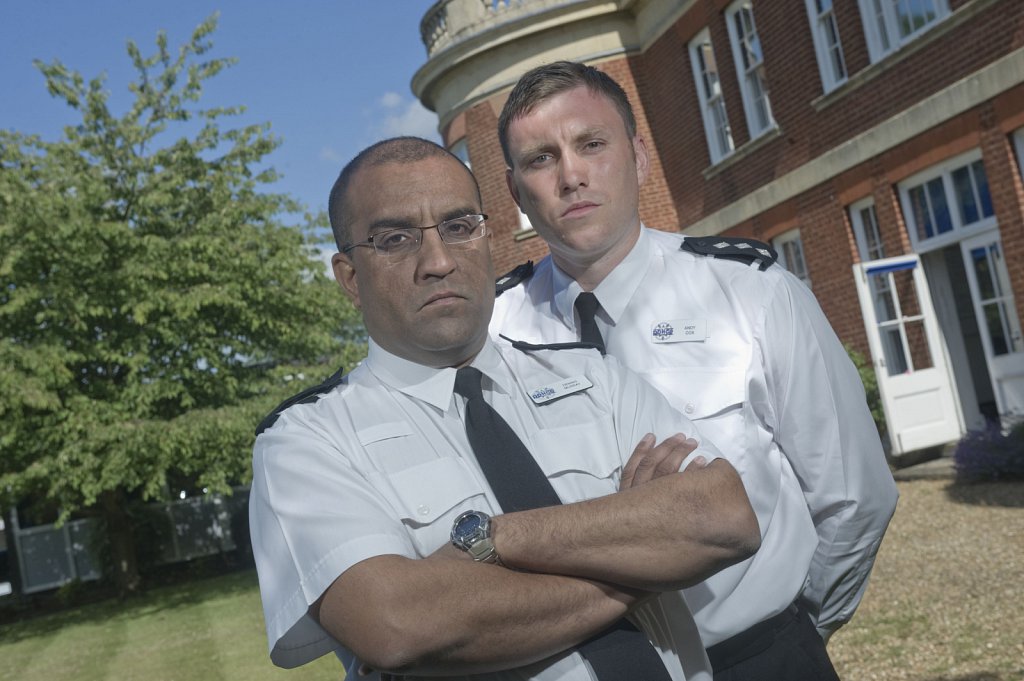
[680,236,777,271]
[500,334,602,353]
[255,366,347,436]
[495,261,534,296]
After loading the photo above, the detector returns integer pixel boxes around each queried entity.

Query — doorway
[921,245,997,431]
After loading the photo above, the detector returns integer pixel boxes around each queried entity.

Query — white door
[854,255,965,454]
[960,231,1024,421]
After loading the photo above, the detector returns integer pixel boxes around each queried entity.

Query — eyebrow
[366,207,480,233]
[515,126,608,165]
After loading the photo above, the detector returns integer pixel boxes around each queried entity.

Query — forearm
[315,550,647,676]
[495,459,760,591]
[806,470,897,631]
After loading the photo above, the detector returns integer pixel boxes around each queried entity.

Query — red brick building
[412,0,1024,455]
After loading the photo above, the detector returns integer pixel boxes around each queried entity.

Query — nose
[415,226,457,280]
[559,151,587,194]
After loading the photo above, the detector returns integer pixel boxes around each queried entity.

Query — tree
[0,16,365,595]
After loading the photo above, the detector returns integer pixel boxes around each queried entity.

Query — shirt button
[684,403,695,414]
[417,505,430,516]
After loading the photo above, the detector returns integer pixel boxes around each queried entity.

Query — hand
[620,433,702,490]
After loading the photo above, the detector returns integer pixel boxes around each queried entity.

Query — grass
[0,570,342,681]
[829,478,1024,680]
[1,478,1021,681]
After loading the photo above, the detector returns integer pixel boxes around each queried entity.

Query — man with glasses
[248,136,760,680]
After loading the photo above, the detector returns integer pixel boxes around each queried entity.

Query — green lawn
[0,570,342,681]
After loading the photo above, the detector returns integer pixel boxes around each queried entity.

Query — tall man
[491,61,899,680]
[249,136,761,680]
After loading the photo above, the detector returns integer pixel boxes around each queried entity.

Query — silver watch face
[454,513,484,540]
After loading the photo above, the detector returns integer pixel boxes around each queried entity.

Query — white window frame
[516,208,533,233]
[805,0,848,92]
[857,0,950,63]
[849,197,886,262]
[1013,127,1024,179]
[898,149,997,253]
[725,1,776,140]
[773,229,812,289]
[450,138,471,170]
[689,29,735,164]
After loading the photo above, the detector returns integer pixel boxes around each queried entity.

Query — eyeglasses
[341,213,488,258]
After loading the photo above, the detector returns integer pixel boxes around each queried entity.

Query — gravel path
[829,478,1024,680]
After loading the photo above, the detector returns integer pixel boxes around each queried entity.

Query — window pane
[871,277,898,322]
[881,327,910,375]
[971,160,994,218]
[712,101,732,153]
[952,165,979,225]
[984,302,1011,355]
[895,0,938,37]
[874,0,892,51]
[908,185,933,240]
[752,69,771,131]
[828,38,846,82]
[699,44,720,98]
[905,318,934,370]
[927,177,953,234]
[862,205,885,259]
[970,245,996,300]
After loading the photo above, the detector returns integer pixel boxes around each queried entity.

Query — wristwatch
[450,510,502,565]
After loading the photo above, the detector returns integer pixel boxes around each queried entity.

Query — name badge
[528,375,593,404]
[651,319,708,343]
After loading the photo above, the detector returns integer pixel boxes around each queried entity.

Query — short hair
[498,61,638,168]
[328,136,481,251]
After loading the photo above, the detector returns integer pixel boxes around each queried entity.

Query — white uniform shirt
[491,227,898,645]
[250,337,720,680]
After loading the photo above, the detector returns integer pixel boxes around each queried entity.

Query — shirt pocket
[528,419,621,503]
[360,423,488,557]
[639,367,746,420]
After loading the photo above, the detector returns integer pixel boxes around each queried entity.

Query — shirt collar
[365,338,516,411]
[551,226,654,329]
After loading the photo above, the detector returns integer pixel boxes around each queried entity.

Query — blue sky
[0,0,442,218]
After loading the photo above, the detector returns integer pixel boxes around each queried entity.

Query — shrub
[845,344,886,438]
[953,420,1024,481]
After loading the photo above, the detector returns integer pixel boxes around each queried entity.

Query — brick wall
[460,102,550,275]
[654,0,1024,227]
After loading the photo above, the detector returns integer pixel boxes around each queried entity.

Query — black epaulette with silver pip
[255,366,348,436]
[495,261,534,296]
[680,236,777,271]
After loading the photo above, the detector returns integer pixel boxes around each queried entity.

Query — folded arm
[314,441,758,675]
[493,455,759,592]
[314,548,646,676]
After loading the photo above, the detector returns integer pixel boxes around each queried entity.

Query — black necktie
[574,292,606,355]
[454,366,560,512]
[453,367,671,680]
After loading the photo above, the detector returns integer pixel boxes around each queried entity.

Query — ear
[505,167,522,210]
[633,134,650,187]
[332,252,361,309]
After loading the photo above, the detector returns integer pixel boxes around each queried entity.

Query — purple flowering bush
[953,419,1024,481]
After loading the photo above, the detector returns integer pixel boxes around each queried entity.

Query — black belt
[706,602,800,672]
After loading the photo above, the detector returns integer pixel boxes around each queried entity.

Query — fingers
[683,455,708,471]
[621,433,655,490]
[620,433,699,490]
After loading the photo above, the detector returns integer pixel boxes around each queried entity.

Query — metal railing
[421,0,578,55]
[6,489,248,595]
